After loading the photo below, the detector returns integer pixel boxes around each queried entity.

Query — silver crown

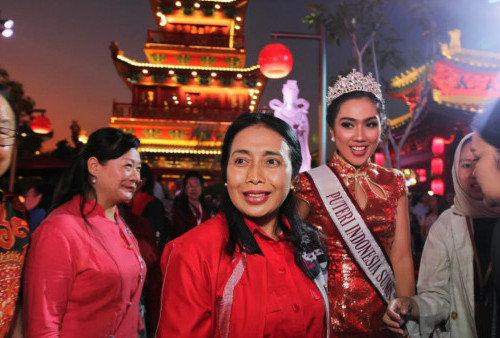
[327,69,384,107]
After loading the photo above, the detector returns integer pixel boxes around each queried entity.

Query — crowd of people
[0,68,499,337]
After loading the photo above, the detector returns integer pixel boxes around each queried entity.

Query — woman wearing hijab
[383,133,500,337]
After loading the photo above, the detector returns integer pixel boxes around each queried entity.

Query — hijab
[452,133,500,218]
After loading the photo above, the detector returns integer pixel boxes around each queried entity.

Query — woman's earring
[91,176,97,184]
[224,182,227,187]
[331,136,335,142]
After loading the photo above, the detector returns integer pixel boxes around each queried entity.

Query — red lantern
[431,179,445,196]
[432,137,445,155]
[374,152,384,166]
[431,158,444,176]
[258,43,293,79]
[416,169,427,183]
[31,115,52,134]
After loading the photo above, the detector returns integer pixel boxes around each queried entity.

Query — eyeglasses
[0,127,18,147]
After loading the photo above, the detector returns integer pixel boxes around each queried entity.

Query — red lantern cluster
[416,169,427,183]
[430,136,446,195]
[31,115,52,134]
[258,43,293,79]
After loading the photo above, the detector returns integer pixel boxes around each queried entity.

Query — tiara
[327,69,384,107]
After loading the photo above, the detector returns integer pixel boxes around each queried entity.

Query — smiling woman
[157,113,330,337]
[23,128,147,337]
[294,70,415,337]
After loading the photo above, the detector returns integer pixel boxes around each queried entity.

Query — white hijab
[452,133,500,218]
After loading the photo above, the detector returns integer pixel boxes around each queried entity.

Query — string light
[117,54,260,72]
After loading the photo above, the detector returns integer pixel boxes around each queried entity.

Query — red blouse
[157,214,326,337]
[247,220,325,337]
[294,152,407,337]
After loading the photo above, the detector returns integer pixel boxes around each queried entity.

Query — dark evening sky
[2,0,500,155]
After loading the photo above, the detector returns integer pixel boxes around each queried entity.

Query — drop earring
[91,176,97,184]
[331,136,335,142]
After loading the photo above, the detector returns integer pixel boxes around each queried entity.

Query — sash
[307,164,396,304]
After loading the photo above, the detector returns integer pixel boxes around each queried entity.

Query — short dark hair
[220,113,327,278]
[183,171,204,189]
[326,91,386,133]
[52,127,140,217]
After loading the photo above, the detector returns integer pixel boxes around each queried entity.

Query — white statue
[269,80,311,172]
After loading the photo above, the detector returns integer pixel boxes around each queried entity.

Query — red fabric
[294,153,407,337]
[131,192,154,216]
[171,198,210,237]
[246,221,325,337]
[157,214,325,337]
[0,193,29,336]
[23,196,145,337]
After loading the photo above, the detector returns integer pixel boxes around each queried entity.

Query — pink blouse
[24,196,145,337]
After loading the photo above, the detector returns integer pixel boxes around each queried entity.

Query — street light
[259,22,328,165]
[1,19,14,38]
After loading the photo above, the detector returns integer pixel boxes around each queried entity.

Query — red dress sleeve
[391,169,408,201]
[292,172,316,206]
[157,241,214,337]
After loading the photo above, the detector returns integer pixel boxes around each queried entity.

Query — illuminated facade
[387,30,500,191]
[110,0,266,180]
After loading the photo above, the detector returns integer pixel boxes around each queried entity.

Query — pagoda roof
[387,29,500,130]
[110,42,265,91]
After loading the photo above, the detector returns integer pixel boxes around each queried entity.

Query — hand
[383,297,417,336]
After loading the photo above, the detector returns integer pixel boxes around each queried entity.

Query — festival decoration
[258,43,293,79]
[31,115,52,134]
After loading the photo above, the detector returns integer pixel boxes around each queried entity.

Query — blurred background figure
[419,194,447,242]
[171,171,211,238]
[131,163,171,252]
[384,133,500,337]
[412,193,430,225]
[23,182,54,233]
[0,90,29,336]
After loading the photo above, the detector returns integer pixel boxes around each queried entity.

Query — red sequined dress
[0,191,29,336]
[293,153,406,337]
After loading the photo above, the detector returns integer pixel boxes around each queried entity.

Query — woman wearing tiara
[293,70,414,337]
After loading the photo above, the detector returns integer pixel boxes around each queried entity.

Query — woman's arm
[23,221,75,337]
[390,194,416,298]
[157,242,213,337]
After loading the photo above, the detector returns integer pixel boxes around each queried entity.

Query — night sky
[2,0,500,156]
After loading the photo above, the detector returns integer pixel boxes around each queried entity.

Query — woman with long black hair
[157,113,329,337]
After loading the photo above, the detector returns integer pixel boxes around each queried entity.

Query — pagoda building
[387,29,500,193]
[109,0,266,181]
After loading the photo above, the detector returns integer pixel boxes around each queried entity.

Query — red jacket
[157,214,329,337]
[24,196,145,337]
